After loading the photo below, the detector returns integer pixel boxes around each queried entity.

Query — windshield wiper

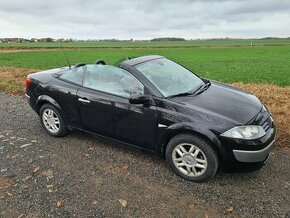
[192,81,211,95]
[166,91,195,98]
[167,81,211,98]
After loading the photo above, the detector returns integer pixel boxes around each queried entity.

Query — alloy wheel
[172,143,208,177]
[42,108,60,134]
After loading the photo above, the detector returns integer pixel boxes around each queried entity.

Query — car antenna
[60,45,72,69]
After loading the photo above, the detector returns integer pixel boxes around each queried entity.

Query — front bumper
[219,126,276,172]
[233,139,274,163]
[218,106,276,172]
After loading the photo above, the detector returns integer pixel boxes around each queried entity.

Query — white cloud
[0,0,289,39]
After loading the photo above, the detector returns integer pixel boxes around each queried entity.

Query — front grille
[250,107,272,132]
[262,121,270,132]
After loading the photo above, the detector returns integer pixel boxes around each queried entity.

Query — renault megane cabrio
[25,55,276,182]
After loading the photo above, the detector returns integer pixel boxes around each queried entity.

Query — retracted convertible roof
[120,55,164,67]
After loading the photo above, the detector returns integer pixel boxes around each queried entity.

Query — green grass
[0,81,20,93]
[1,39,290,48]
[0,46,290,86]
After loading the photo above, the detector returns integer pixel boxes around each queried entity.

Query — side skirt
[67,126,155,154]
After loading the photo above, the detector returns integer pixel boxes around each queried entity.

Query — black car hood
[170,81,262,125]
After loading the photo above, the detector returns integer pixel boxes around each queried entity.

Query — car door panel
[112,99,157,150]
[77,87,158,150]
[77,88,115,138]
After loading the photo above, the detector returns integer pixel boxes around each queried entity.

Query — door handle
[78,98,91,104]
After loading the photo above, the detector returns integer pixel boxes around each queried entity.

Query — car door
[76,64,158,150]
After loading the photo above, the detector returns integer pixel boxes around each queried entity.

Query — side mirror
[129,95,150,105]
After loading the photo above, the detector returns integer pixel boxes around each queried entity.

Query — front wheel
[166,134,219,182]
[39,104,68,137]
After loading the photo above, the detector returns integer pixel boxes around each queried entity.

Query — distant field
[1,39,290,48]
[0,46,289,86]
[1,44,289,150]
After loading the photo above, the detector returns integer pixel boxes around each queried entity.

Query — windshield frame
[133,58,205,98]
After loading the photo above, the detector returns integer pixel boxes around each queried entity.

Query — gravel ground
[0,93,290,217]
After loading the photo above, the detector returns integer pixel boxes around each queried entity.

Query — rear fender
[36,95,62,114]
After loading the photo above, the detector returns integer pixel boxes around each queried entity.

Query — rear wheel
[39,104,68,137]
[166,133,219,182]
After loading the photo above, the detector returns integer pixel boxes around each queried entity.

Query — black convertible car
[25,55,275,182]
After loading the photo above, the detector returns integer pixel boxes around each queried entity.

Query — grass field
[0,46,289,86]
[1,39,290,48]
[0,44,289,148]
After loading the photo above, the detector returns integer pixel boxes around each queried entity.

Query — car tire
[166,133,219,182]
[39,103,68,137]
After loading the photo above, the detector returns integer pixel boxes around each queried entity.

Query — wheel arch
[159,123,223,160]
[35,95,62,115]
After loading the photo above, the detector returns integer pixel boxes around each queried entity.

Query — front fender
[158,122,224,158]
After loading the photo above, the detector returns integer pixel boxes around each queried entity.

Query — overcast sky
[0,0,289,39]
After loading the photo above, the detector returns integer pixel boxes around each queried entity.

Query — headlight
[221,125,266,140]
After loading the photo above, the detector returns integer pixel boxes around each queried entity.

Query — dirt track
[0,93,290,217]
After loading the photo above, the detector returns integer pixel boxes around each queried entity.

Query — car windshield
[135,58,204,97]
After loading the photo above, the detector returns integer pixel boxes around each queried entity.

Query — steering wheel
[73,64,87,74]
[95,60,106,65]
[74,63,86,68]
